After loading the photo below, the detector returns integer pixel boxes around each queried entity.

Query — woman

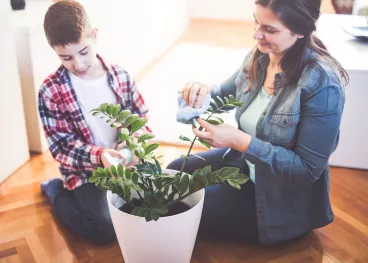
[167,0,348,245]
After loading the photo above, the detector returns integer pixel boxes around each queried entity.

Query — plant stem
[136,190,144,201]
[179,112,215,177]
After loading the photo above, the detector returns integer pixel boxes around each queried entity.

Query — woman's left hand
[192,118,252,152]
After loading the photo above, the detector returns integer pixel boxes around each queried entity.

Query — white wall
[81,0,190,76]
[11,0,189,153]
[0,0,30,183]
[186,0,255,21]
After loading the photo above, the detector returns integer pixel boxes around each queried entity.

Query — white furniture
[0,0,30,183]
[11,0,58,153]
[316,14,368,170]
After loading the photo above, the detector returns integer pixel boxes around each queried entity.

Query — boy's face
[53,29,98,78]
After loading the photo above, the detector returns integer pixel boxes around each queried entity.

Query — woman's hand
[192,118,252,153]
[182,81,211,109]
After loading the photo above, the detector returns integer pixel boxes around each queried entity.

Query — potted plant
[88,95,249,263]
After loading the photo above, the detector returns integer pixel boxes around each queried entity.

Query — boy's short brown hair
[44,0,92,47]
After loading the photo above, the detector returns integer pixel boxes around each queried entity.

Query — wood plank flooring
[1,145,368,263]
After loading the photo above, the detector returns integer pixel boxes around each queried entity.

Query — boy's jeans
[52,182,115,245]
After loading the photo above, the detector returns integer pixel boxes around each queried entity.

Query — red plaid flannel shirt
[38,55,151,190]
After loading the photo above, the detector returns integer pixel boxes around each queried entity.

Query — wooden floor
[2,10,368,262]
[1,145,368,263]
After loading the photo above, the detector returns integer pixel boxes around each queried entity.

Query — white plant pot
[107,169,205,263]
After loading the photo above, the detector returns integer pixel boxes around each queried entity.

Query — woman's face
[253,4,304,56]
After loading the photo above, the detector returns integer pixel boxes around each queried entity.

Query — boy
[38,0,150,245]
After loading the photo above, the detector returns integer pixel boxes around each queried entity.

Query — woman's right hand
[182,81,211,109]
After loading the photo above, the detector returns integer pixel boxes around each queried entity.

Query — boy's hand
[115,142,127,151]
[101,148,124,168]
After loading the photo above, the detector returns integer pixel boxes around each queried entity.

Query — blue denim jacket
[212,50,345,244]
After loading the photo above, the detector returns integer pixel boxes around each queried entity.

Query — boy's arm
[38,88,104,170]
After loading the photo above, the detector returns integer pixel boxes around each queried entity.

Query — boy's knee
[83,220,116,245]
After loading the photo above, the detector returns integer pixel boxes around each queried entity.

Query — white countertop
[316,14,368,73]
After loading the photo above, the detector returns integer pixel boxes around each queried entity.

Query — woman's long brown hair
[247,0,349,90]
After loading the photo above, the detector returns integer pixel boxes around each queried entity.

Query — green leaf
[207,119,222,126]
[152,178,162,190]
[218,167,240,179]
[101,177,107,187]
[110,165,117,176]
[104,168,111,177]
[126,136,138,151]
[125,168,132,180]
[193,170,206,188]
[131,172,139,184]
[198,139,211,149]
[200,165,212,176]
[189,176,198,192]
[154,204,168,215]
[154,159,162,175]
[123,184,131,200]
[110,122,120,128]
[117,164,124,177]
[206,172,215,184]
[211,116,224,124]
[134,146,145,159]
[216,96,224,106]
[118,128,130,142]
[112,104,121,118]
[179,135,192,142]
[144,192,155,206]
[132,207,141,216]
[179,173,190,195]
[109,177,116,185]
[89,174,98,183]
[145,143,160,155]
[124,114,139,127]
[116,177,123,185]
[138,133,155,143]
[145,210,152,222]
[91,111,100,116]
[130,117,147,134]
[97,167,105,176]
[138,208,147,217]
[138,183,149,192]
[227,177,249,185]
[106,104,114,115]
[162,185,170,196]
[99,103,108,112]
[118,110,131,123]
[95,178,100,186]
[167,191,176,203]
[224,97,230,104]
[210,99,218,109]
[150,210,160,221]
[227,180,241,190]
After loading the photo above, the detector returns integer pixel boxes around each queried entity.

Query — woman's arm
[245,84,345,182]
